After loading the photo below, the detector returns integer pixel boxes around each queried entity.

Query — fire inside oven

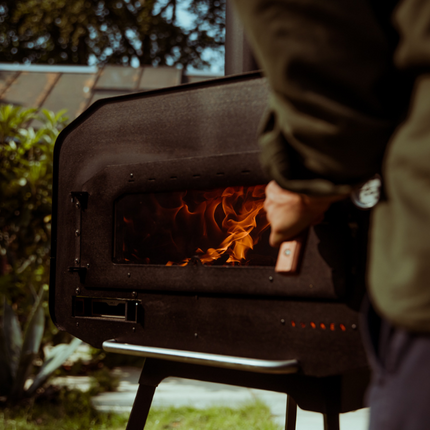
[114,184,278,266]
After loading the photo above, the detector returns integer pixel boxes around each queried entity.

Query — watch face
[351,175,381,209]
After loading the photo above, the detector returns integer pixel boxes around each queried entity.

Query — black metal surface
[126,382,156,430]
[286,396,298,430]
[67,151,352,299]
[62,291,367,377]
[124,358,362,430]
[324,414,340,430]
[51,72,268,323]
[50,71,369,412]
[129,358,369,415]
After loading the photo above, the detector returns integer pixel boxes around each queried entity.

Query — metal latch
[68,266,87,283]
[70,191,89,279]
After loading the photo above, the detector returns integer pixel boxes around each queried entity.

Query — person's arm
[232,0,409,197]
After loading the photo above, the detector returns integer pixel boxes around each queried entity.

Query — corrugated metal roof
[2,72,60,108]
[95,65,142,91]
[0,64,222,122]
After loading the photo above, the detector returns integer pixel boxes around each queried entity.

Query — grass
[0,388,128,430]
[0,387,281,430]
[145,401,281,430]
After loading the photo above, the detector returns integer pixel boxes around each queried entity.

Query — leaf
[16,255,36,275]
[22,287,45,354]
[9,351,37,402]
[2,297,23,379]
[27,338,82,396]
[41,109,55,124]
[0,297,23,399]
[54,109,68,123]
[9,288,45,401]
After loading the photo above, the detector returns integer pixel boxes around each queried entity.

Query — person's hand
[264,180,345,247]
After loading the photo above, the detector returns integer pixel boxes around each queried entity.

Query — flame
[167,185,269,266]
[118,185,271,266]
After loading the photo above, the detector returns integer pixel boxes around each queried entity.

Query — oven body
[51,73,369,409]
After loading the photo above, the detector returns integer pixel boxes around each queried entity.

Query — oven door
[50,72,368,378]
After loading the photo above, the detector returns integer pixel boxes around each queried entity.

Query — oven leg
[125,383,156,430]
[323,412,340,430]
[125,359,166,430]
[285,395,297,430]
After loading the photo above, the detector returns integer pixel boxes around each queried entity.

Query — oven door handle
[103,340,299,374]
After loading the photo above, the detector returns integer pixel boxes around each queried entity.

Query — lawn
[0,388,281,430]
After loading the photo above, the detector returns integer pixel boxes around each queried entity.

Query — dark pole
[225,0,259,75]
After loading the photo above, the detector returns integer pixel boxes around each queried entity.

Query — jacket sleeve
[367,0,430,330]
[232,0,411,196]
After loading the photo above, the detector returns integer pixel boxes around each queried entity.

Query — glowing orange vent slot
[290,321,347,331]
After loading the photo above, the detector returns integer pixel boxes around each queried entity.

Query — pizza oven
[50,8,370,429]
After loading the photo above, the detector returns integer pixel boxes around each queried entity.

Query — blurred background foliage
[0,0,226,410]
[0,105,67,313]
[0,105,85,404]
[0,0,225,69]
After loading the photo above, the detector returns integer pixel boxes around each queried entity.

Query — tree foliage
[0,0,225,69]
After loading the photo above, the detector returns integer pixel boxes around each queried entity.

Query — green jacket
[233,0,430,332]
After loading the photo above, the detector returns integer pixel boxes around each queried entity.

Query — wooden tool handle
[275,232,306,274]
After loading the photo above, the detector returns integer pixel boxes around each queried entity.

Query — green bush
[0,105,81,404]
[0,105,67,305]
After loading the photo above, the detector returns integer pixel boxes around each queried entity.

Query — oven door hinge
[68,266,87,283]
